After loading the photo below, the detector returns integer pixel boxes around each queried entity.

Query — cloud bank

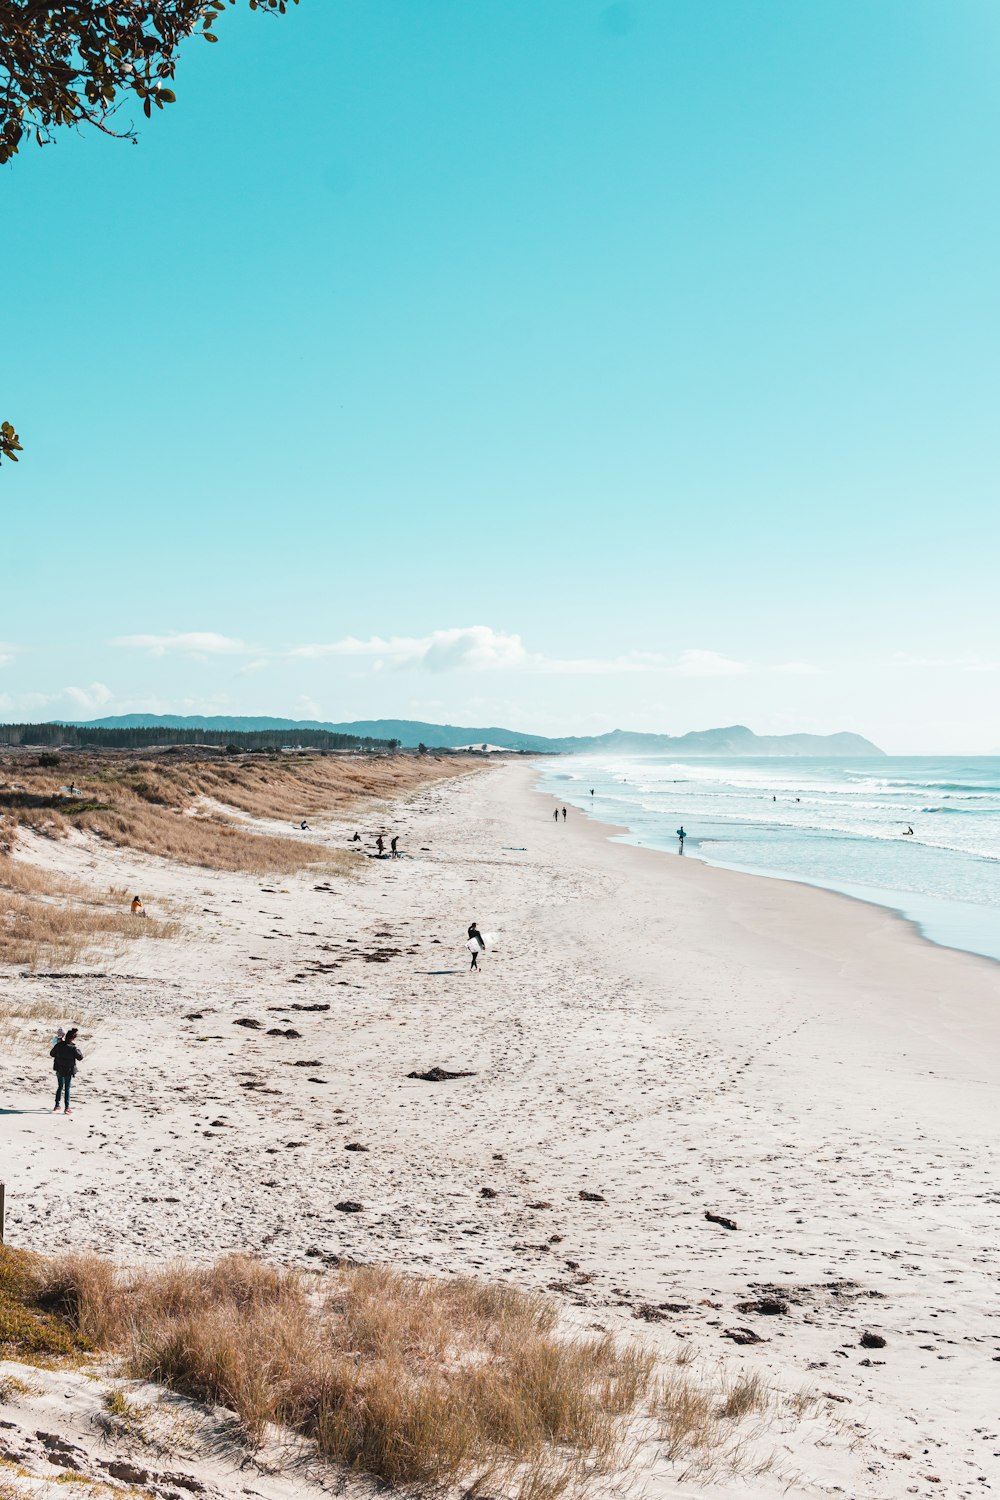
[111,624,814,679]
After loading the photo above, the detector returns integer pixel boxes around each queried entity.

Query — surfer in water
[467,922,485,971]
[904,825,914,836]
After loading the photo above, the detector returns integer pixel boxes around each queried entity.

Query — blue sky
[3,0,999,751]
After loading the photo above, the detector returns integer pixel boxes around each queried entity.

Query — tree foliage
[0,1,297,165]
[0,722,399,752]
[0,420,21,463]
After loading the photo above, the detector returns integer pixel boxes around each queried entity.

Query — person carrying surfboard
[467,922,485,971]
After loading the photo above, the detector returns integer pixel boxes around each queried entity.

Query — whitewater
[537,755,1000,963]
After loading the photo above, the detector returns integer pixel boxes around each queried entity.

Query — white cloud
[291,626,665,676]
[109,624,815,681]
[0,643,21,668]
[63,682,114,714]
[113,632,248,657]
[670,649,749,678]
[290,626,530,672]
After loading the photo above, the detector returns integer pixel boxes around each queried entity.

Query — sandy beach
[2,758,998,1499]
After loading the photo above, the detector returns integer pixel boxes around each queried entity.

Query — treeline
[0,723,401,753]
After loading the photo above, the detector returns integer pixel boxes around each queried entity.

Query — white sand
[2,760,998,1498]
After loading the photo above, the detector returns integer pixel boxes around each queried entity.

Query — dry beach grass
[0,852,178,971]
[0,749,482,876]
[2,1247,660,1498]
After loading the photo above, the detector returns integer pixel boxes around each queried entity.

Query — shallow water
[537,754,1000,963]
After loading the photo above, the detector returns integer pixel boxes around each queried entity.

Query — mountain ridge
[68,715,884,756]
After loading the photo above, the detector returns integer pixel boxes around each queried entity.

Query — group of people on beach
[349,830,401,857]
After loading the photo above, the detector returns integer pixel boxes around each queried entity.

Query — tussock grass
[8,1251,654,1498]
[0,853,177,970]
[0,1246,82,1359]
[653,1364,781,1483]
[718,1369,769,1421]
[2,1249,800,1492]
[0,751,479,875]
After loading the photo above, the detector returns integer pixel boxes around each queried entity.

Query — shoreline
[2,758,998,1497]
[535,759,1000,968]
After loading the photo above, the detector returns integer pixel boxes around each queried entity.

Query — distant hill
[72,715,884,757]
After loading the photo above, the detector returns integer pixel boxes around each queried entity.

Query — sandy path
[1,760,998,1498]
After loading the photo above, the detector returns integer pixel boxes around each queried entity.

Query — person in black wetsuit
[468,922,485,971]
[50,1027,83,1114]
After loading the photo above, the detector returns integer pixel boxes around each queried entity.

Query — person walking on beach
[553,809,559,823]
[390,835,399,857]
[51,1027,82,1115]
[467,922,485,971]
[376,834,385,855]
[676,825,686,853]
[561,806,567,821]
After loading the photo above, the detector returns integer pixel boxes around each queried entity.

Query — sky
[3,0,999,752]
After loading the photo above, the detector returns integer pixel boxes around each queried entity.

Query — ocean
[536,755,1000,964]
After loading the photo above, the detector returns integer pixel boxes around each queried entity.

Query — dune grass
[0,853,178,970]
[2,1248,654,1498]
[0,1248,807,1492]
[0,750,481,876]
[652,1361,779,1482]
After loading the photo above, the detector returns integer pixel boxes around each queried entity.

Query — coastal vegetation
[0,852,177,970]
[0,748,480,877]
[0,1246,813,1493]
[0,1248,655,1497]
[0,723,399,751]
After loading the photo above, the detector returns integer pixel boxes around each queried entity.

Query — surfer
[904,825,914,836]
[677,826,686,853]
[467,922,485,971]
